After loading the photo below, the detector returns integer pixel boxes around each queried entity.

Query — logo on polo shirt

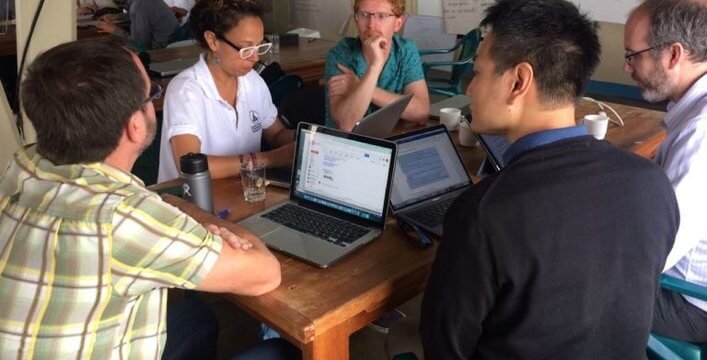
[250,110,262,133]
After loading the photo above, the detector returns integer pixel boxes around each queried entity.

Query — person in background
[164,0,195,26]
[0,38,298,359]
[624,0,707,343]
[96,0,179,50]
[77,0,117,16]
[324,0,429,130]
[158,0,294,182]
[419,0,679,358]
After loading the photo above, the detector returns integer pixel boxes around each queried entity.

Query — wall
[416,0,634,87]
[0,0,74,166]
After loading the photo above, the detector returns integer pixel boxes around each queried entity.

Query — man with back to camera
[420,0,679,358]
[324,0,429,130]
[624,0,707,342]
[0,38,298,359]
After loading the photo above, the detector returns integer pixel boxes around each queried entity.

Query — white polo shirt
[158,53,277,182]
[657,73,707,311]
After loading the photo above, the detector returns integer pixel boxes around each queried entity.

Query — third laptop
[388,125,472,237]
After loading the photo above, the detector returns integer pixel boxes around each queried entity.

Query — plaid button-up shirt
[0,146,222,359]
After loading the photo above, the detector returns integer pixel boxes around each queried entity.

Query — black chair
[268,73,304,108]
[277,85,326,129]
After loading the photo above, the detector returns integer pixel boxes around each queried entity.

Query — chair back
[268,74,304,107]
[278,85,326,129]
[449,28,482,86]
[646,275,707,360]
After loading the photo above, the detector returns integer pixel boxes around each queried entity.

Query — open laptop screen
[389,126,471,210]
[292,125,396,224]
[476,133,511,171]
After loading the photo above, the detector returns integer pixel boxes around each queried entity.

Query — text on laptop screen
[293,129,393,222]
[391,127,471,209]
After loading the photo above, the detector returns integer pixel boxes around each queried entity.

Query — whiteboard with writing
[442,0,640,35]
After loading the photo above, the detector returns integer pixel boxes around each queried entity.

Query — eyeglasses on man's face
[144,81,162,105]
[216,33,272,60]
[624,44,664,65]
[354,11,397,23]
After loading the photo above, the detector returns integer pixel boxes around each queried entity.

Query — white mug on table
[583,114,609,140]
[440,107,463,132]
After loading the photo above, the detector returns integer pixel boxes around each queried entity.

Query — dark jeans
[230,338,301,360]
[163,296,219,360]
[653,288,707,343]
[162,295,300,360]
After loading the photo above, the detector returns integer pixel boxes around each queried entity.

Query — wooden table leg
[302,323,350,360]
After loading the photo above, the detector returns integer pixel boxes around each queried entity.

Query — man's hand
[362,34,389,69]
[328,64,360,98]
[208,224,253,251]
[77,6,96,15]
[95,18,117,34]
[170,6,188,19]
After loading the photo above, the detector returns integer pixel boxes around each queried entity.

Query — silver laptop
[239,122,398,268]
[429,94,471,120]
[264,94,412,189]
[352,93,413,138]
[388,125,472,237]
[149,57,199,77]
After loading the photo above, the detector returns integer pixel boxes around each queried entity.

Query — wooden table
[147,36,336,85]
[0,25,107,58]
[166,100,666,360]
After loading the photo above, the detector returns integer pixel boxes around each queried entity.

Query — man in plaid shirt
[0,38,288,359]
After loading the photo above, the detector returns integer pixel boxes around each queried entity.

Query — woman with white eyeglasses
[158,0,295,182]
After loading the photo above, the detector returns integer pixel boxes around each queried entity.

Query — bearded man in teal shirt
[325,0,430,129]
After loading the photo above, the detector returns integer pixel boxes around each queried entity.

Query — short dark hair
[481,0,601,105]
[21,38,145,165]
[637,0,707,63]
[190,0,265,49]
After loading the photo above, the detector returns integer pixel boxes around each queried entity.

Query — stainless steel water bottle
[179,153,214,213]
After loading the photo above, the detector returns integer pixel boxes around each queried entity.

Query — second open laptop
[265,93,413,188]
[388,125,472,237]
[239,122,398,268]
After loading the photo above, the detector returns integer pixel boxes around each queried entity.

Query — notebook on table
[265,94,413,189]
[387,125,472,237]
[239,122,398,268]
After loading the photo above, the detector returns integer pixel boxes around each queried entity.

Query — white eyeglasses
[216,33,272,60]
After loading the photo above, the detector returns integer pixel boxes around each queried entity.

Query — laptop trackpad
[263,229,338,261]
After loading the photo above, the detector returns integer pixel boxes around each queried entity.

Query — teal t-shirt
[324,34,424,127]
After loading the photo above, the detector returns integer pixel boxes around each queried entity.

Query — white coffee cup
[458,121,478,147]
[440,107,462,131]
[583,114,609,140]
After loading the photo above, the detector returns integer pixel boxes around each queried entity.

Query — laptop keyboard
[407,197,455,228]
[261,204,369,247]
